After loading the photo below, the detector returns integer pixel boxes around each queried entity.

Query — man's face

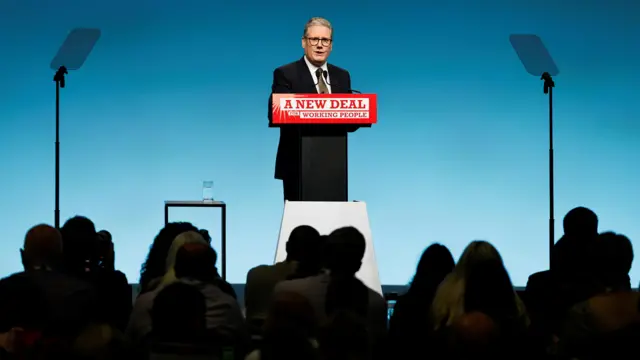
[302,25,333,66]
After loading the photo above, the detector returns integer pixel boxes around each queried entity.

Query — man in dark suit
[0,224,95,344]
[523,207,599,353]
[269,17,352,201]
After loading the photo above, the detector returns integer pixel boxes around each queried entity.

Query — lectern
[271,93,377,201]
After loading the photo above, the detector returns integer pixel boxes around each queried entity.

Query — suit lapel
[326,64,343,93]
[296,57,318,94]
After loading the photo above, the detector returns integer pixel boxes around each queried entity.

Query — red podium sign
[272,94,377,125]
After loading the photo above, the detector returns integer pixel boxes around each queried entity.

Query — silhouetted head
[449,312,500,359]
[408,243,455,298]
[95,229,114,269]
[325,227,366,276]
[139,222,198,292]
[198,229,212,243]
[174,243,218,283]
[60,216,97,274]
[456,241,503,278]
[21,224,63,271]
[97,230,112,243]
[286,225,320,262]
[152,282,207,344]
[464,258,518,324]
[594,232,634,289]
[563,207,598,238]
[323,227,369,318]
[288,233,327,280]
[160,231,209,287]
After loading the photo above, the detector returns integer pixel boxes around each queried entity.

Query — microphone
[322,70,331,85]
[320,70,362,94]
[314,70,330,86]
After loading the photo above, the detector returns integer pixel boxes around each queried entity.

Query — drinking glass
[202,181,214,201]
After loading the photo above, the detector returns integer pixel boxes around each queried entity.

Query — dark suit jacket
[268,56,352,180]
[0,270,96,334]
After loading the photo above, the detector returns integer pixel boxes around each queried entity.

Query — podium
[272,93,377,201]
[271,94,381,294]
[274,201,382,295]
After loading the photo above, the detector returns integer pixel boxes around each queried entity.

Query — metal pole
[542,72,555,267]
[55,80,61,229]
[548,85,554,264]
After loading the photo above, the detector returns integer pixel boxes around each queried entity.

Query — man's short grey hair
[303,17,333,38]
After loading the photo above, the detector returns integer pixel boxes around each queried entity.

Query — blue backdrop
[1,0,638,287]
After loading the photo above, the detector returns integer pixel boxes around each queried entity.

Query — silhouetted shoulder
[526,270,551,289]
[246,264,271,279]
[276,60,301,73]
[248,264,271,274]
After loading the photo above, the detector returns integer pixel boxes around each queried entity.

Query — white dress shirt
[304,56,331,94]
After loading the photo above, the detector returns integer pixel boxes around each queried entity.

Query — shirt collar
[304,55,328,75]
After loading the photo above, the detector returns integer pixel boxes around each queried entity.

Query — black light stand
[541,72,555,261]
[53,66,67,229]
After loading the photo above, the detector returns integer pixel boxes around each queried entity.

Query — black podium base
[298,131,347,202]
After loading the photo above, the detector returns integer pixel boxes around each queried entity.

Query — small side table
[164,200,227,280]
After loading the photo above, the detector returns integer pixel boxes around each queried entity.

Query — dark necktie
[316,68,329,94]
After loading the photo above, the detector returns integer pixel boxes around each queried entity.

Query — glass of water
[202,181,214,201]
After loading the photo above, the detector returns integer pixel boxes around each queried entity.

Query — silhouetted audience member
[448,312,503,360]
[194,227,231,297]
[560,232,640,359]
[128,232,247,354]
[592,231,634,291]
[287,233,327,280]
[564,206,599,238]
[173,243,248,345]
[60,216,99,277]
[431,240,528,331]
[97,230,115,271]
[148,283,216,360]
[244,225,320,329]
[93,229,132,331]
[61,216,131,332]
[127,231,210,347]
[0,224,95,357]
[388,243,454,358]
[464,258,522,330]
[139,222,199,294]
[524,207,600,353]
[464,256,531,358]
[0,277,49,356]
[151,282,207,344]
[246,291,319,360]
[175,242,236,299]
[275,227,387,357]
[323,228,372,318]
